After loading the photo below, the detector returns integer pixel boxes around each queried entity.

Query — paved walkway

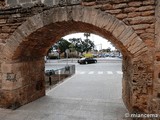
[0,63,129,120]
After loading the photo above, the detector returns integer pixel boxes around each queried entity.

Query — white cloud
[63,33,115,50]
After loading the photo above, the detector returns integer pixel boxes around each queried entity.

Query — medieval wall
[0,0,157,113]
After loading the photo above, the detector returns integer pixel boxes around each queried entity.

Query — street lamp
[65,49,69,66]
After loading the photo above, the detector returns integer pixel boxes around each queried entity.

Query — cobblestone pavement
[0,62,129,120]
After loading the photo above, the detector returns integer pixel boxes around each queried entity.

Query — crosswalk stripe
[117,71,123,74]
[79,72,85,74]
[88,71,94,74]
[77,71,123,75]
[98,71,103,74]
[107,71,113,74]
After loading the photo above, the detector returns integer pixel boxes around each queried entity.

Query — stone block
[2,46,14,59]
[5,37,20,53]
[132,24,150,30]
[142,10,154,16]
[1,63,12,73]
[118,27,134,43]
[52,7,67,23]
[109,19,120,33]
[41,9,54,26]
[154,64,160,83]
[143,1,155,5]
[104,15,115,31]
[116,13,127,19]
[128,39,141,51]
[128,12,141,18]
[101,3,113,10]
[134,47,148,57]
[124,7,136,13]
[135,30,145,35]
[106,9,122,14]
[112,21,126,38]
[27,14,44,31]
[82,7,95,24]
[0,43,4,52]
[140,33,154,40]
[6,0,18,6]
[113,3,128,9]
[145,28,154,33]
[56,7,68,22]
[123,32,137,46]
[128,1,142,7]
[72,6,84,22]
[101,13,112,28]
[132,43,145,54]
[0,19,6,24]
[0,33,9,39]
[128,16,155,25]
[19,0,31,3]
[94,12,108,28]
[43,0,55,6]
[138,6,155,12]
[81,2,96,6]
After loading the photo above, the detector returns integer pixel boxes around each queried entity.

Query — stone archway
[0,6,153,113]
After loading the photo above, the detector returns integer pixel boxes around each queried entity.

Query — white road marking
[117,71,123,74]
[107,71,113,74]
[88,71,94,74]
[98,71,103,74]
[79,72,85,74]
[77,71,122,75]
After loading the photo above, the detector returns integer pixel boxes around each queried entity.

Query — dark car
[78,58,97,64]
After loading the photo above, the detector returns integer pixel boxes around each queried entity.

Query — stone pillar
[122,55,154,113]
[0,59,45,109]
[122,55,132,111]
[150,0,160,114]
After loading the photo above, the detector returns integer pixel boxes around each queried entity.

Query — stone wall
[0,0,155,44]
[0,59,45,109]
[82,0,155,48]
[0,0,157,114]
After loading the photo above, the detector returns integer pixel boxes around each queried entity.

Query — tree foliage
[69,38,94,54]
[47,35,95,57]
[53,38,71,54]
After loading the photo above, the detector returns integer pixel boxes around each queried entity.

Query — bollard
[49,76,52,85]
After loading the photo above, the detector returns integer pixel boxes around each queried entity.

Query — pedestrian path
[77,71,123,75]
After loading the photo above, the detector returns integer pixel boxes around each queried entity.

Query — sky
[63,33,116,51]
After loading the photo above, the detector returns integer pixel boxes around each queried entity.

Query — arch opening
[11,21,131,61]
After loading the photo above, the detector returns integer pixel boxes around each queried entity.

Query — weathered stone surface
[116,13,127,19]
[142,10,154,16]
[128,1,142,7]
[132,24,151,30]
[114,3,128,9]
[126,16,155,25]
[112,22,126,38]
[106,9,122,14]
[0,0,158,116]
[123,32,137,46]
[1,63,12,73]
[128,12,141,18]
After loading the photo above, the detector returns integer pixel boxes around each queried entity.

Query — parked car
[78,58,97,64]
